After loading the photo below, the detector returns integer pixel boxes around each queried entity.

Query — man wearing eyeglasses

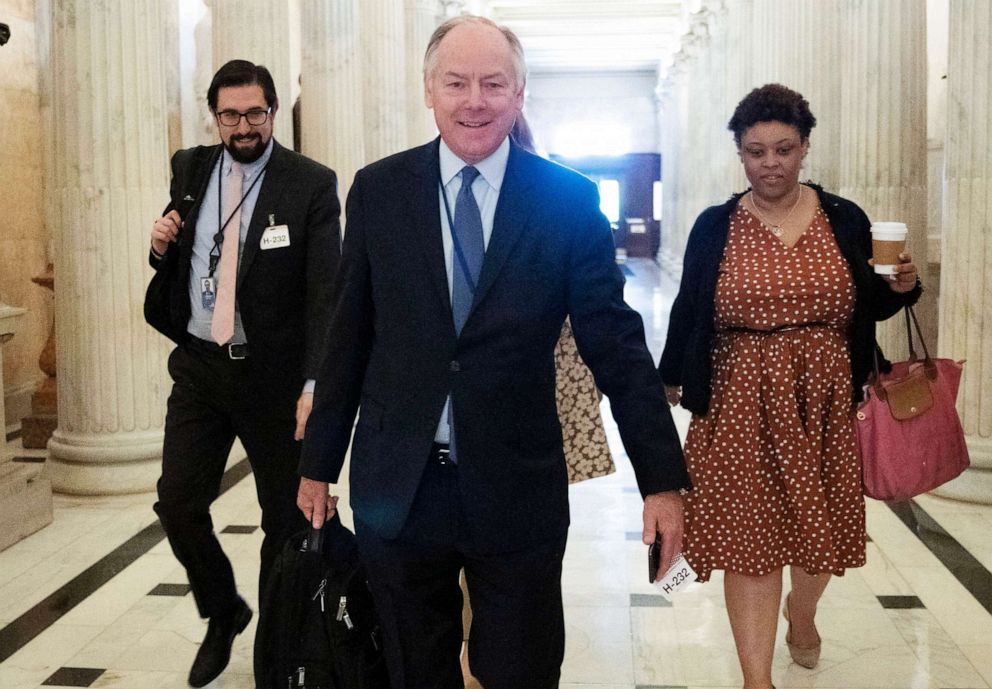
[145,59,340,688]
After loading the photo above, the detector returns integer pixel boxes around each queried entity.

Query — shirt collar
[222,138,274,179]
[438,136,510,192]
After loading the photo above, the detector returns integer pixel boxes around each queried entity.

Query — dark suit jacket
[300,139,689,552]
[148,140,341,396]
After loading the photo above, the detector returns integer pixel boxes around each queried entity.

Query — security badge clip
[261,214,290,250]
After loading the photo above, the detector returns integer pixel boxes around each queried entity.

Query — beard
[225,133,268,163]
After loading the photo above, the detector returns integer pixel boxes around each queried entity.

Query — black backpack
[254,516,390,689]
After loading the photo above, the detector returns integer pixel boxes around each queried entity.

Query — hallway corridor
[1,259,990,689]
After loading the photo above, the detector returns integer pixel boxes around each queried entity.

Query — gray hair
[423,15,527,90]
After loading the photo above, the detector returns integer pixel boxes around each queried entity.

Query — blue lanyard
[439,174,480,294]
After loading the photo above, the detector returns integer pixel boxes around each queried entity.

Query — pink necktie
[211,161,243,344]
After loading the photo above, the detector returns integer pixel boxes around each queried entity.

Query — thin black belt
[718,322,836,335]
[187,335,249,360]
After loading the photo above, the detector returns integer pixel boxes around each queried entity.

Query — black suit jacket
[300,139,689,551]
[148,140,341,396]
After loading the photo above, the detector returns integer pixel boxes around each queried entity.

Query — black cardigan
[658,184,922,416]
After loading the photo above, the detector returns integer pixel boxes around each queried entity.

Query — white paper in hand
[652,554,698,601]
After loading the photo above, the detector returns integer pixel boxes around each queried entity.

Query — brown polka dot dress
[683,201,866,582]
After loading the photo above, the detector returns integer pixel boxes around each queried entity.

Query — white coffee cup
[870,221,907,275]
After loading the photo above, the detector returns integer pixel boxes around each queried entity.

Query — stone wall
[0,0,49,429]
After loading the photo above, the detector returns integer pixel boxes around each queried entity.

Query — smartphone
[648,532,662,583]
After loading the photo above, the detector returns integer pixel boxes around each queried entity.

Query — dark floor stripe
[148,583,191,597]
[12,455,46,463]
[6,427,22,442]
[221,524,258,534]
[887,500,992,615]
[630,593,672,608]
[878,595,925,609]
[41,667,105,687]
[0,457,252,663]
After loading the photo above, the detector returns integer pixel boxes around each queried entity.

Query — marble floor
[1,258,991,689]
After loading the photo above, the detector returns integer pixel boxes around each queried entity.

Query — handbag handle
[903,305,937,380]
[871,305,936,400]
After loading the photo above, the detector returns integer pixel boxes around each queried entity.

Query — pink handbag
[856,307,969,501]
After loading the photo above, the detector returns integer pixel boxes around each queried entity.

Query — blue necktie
[451,166,484,334]
[448,166,484,461]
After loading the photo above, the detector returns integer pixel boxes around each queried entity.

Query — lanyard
[439,174,480,294]
[208,160,268,277]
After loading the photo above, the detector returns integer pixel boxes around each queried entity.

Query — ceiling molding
[484,0,687,74]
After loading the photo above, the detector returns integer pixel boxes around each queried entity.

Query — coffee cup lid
[871,221,907,232]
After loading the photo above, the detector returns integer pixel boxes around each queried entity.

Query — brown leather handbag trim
[880,369,934,420]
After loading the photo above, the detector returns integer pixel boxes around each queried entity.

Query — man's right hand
[297,477,337,528]
[151,210,182,256]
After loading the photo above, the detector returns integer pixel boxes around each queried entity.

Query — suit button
[449,360,461,372]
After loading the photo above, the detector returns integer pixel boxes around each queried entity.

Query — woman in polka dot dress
[659,84,922,689]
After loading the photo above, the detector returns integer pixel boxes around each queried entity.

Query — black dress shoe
[188,598,253,688]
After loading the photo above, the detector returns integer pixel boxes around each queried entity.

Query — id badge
[260,224,290,250]
[200,277,216,310]
[652,554,698,601]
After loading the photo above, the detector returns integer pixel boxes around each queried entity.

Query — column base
[656,248,683,281]
[929,435,992,505]
[47,428,163,495]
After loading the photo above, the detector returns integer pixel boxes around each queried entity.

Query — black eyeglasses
[216,108,271,126]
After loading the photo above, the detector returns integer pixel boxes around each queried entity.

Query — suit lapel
[178,145,223,288]
[471,142,537,312]
[237,141,289,291]
[409,139,455,321]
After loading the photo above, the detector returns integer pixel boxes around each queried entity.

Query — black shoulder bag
[143,146,216,344]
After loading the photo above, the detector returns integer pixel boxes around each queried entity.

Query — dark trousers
[154,341,308,619]
[356,449,567,689]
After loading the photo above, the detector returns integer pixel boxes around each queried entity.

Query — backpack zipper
[335,595,354,630]
[312,578,326,613]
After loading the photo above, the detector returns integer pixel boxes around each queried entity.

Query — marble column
[838,0,928,362]
[681,21,711,242]
[406,0,441,148]
[45,0,173,494]
[210,0,295,146]
[300,0,366,202]
[362,0,409,162]
[931,0,992,504]
[440,0,467,18]
[715,0,751,192]
[656,1,741,280]
[750,0,842,191]
[655,59,685,278]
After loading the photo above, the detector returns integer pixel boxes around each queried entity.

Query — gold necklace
[747,186,803,237]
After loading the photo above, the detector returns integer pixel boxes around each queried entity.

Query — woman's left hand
[884,252,919,293]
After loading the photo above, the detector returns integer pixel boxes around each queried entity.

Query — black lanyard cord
[209,160,268,277]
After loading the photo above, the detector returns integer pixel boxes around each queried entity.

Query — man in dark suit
[298,16,688,689]
[146,60,340,688]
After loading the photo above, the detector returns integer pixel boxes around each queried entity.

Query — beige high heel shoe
[783,593,821,669]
